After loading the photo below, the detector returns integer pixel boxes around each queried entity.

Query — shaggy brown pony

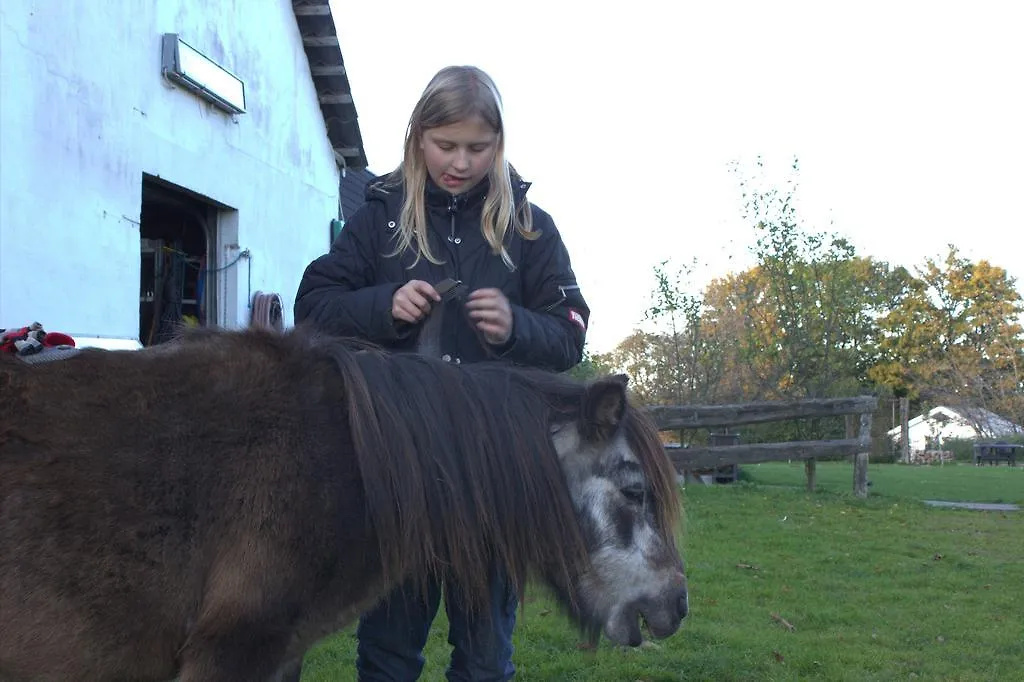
[0,327,680,681]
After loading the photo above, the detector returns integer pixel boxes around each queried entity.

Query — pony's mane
[624,405,682,541]
[172,327,681,615]
[316,335,589,610]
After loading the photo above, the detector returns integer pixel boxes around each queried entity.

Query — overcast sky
[329,0,1024,353]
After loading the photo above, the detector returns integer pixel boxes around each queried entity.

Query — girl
[294,65,589,681]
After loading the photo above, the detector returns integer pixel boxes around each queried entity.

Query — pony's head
[322,334,686,648]
[545,374,687,646]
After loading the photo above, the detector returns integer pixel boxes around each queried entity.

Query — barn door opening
[139,176,217,347]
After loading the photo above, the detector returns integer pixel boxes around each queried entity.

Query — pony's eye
[621,485,646,504]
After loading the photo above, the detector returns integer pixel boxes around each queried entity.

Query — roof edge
[291,0,368,170]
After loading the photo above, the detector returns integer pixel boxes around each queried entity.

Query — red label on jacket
[568,308,586,332]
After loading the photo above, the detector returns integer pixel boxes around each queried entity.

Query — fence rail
[645,396,877,498]
[646,396,878,429]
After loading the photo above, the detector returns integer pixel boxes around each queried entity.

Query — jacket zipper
[445,195,464,363]
[447,195,461,280]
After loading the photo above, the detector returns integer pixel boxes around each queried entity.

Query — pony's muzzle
[641,580,688,640]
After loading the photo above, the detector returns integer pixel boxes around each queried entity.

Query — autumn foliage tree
[870,245,1024,430]
[591,260,727,408]
[597,156,1024,442]
[590,330,674,405]
[727,158,888,401]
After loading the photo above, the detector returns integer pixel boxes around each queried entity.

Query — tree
[564,348,611,381]
[643,259,730,406]
[870,245,1024,428]
[591,330,674,406]
[728,156,883,401]
[594,258,736,410]
[700,267,778,402]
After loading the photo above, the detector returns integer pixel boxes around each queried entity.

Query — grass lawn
[743,460,1024,505]
[300,463,1024,681]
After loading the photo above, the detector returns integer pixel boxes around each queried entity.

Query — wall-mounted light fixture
[161,33,246,114]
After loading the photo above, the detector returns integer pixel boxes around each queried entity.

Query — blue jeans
[356,569,517,682]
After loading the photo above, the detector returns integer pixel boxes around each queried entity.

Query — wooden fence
[644,396,878,498]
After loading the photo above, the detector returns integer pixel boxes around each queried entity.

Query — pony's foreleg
[177,616,292,682]
[176,544,307,682]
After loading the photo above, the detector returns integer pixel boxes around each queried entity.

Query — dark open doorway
[139,176,216,346]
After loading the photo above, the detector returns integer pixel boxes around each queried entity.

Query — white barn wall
[0,0,340,342]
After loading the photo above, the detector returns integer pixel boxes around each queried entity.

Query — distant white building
[0,0,367,349]
[886,405,1024,453]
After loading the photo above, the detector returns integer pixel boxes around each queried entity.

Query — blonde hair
[389,65,537,269]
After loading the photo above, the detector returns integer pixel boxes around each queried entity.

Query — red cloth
[0,326,31,353]
[0,324,75,354]
[43,332,75,347]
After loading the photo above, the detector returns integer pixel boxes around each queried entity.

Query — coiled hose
[250,291,284,332]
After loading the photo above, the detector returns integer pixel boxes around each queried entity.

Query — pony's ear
[581,374,629,442]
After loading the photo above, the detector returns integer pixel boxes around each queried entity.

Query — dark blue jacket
[294,172,589,371]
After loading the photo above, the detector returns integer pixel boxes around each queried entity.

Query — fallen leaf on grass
[737,563,760,571]
[538,609,551,616]
[772,650,785,663]
[771,612,796,632]
[933,553,944,561]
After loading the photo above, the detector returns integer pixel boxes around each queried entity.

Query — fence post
[854,412,872,498]
[678,428,692,485]
[805,458,816,492]
[899,397,910,463]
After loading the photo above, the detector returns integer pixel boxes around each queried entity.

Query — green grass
[743,460,1024,505]
[300,464,1024,681]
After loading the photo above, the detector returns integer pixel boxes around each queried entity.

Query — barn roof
[291,0,368,171]
[340,167,379,220]
[885,404,1023,438]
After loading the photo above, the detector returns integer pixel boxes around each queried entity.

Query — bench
[973,443,1021,466]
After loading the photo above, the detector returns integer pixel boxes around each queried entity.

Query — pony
[0,327,686,681]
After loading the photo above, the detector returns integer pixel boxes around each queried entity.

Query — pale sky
[329,0,1024,354]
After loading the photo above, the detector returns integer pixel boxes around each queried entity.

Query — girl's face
[419,115,498,195]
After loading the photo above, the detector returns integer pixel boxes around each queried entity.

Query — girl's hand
[392,280,440,324]
[465,288,513,345]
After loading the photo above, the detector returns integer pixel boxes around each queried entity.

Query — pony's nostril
[677,594,689,619]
